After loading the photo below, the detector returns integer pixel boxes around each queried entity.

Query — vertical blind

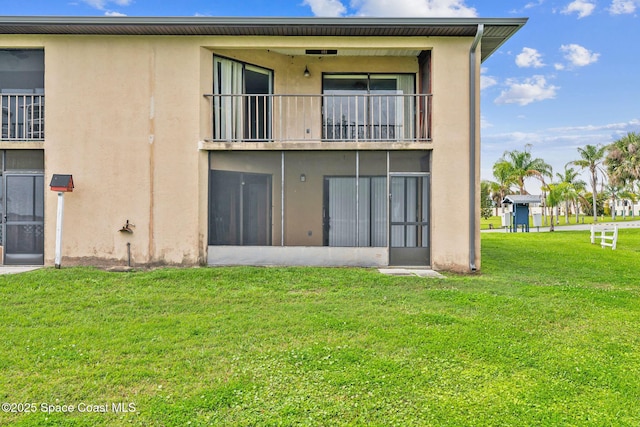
[327,176,387,247]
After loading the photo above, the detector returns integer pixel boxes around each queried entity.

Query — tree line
[481,131,640,228]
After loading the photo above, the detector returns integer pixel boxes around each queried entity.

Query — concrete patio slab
[378,268,444,278]
[0,266,42,275]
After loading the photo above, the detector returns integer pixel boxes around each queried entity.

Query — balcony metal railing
[1,94,45,141]
[204,93,431,143]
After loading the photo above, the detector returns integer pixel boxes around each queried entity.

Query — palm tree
[489,161,517,215]
[568,144,607,223]
[606,131,640,187]
[480,180,494,219]
[556,167,586,224]
[495,144,553,195]
[544,182,568,231]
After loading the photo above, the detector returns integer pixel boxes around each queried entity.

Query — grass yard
[1,230,640,426]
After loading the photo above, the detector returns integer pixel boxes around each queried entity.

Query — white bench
[590,224,618,250]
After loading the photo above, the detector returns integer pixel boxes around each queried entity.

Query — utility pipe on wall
[468,24,484,272]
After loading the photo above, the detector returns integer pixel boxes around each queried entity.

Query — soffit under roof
[268,48,423,57]
[0,16,527,62]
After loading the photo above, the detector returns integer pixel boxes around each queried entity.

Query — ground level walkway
[483,220,640,233]
[0,266,42,275]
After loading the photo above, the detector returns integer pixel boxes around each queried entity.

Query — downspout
[468,24,483,272]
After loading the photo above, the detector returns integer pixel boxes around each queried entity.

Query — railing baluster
[0,93,45,141]
[201,93,431,144]
[353,95,358,142]
[383,95,387,140]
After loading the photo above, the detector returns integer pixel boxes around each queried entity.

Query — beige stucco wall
[1,34,479,271]
[42,35,206,266]
[429,38,479,271]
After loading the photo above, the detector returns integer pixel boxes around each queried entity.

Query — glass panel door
[389,174,430,266]
[4,174,44,265]
[244,65,272,141]
[213,57,272,141]
[242,173,272,245]
[323,176,387,247]
[209,170,272,246]
[323,74,415,141]
[323,75,368,140]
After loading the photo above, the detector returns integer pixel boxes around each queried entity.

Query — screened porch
[207,150,431,267]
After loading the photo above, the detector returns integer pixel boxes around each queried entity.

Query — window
[322,74,415,141]
[213,56,273,141]
[0,49,44,90]
[1,49,45,140]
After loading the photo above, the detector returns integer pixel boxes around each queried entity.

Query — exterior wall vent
[305,49,338,55]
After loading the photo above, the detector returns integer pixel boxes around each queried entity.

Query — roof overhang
[0,16,527,62]
[502,195,542,205]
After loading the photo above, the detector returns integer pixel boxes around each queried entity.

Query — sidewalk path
[0,266,42,275]
[482,220,640,233]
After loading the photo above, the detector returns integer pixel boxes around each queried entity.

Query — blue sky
[2,0,639,190]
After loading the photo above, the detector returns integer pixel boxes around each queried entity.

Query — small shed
[502,195,542,232]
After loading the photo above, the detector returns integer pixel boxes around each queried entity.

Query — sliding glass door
[213,56,273,141]
[209,170,272,246]
[322,74,415,141]
[323,176,387,247]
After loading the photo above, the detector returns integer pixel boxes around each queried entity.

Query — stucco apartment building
[0,16,525,272]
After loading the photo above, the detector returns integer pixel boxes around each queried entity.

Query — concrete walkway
[482,220,640,233]
[379,268,445,278]
[0,266,42,275]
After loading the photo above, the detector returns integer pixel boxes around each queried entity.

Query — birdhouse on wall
[50,174,74,192]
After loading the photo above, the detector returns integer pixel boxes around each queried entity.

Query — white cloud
[609,0,638,14]
[304,0,478,17]
[562,0,596,18]
[302,0,347,16]
[105,10,127,16]
[351,0,477,17]
[481,67,498,90]
[495,75,558,106]
[560,44,600,67]
[81,0,132,11]
[525,0,545,9]
[550,118,640,133]
[554,63,565,70]
[481,75,498,90]
[480,115,493,129]
[515,47,545,68]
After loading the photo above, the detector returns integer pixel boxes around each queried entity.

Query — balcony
[1,93,45,141]
[203,93,431,146]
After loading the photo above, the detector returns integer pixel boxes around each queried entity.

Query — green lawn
[1,231,640,426]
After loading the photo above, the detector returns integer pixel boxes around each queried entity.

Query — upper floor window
[1,49,45,141]
[0,49,44,91]
[213,56,273,141]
